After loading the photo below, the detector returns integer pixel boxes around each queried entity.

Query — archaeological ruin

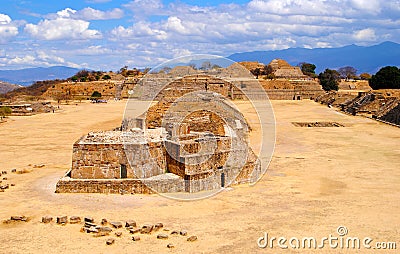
[56,70,266,195]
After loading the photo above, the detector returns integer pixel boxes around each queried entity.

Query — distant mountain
[228,41,400,74]
[0,66,80,86]
[0,81,22,94]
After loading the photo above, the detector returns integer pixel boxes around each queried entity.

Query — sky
[0,0,399,70]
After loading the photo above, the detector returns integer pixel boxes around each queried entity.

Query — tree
[75,70,90,78]
[102,74,111,80]
[200,61,212,70]
[188,63,197,70]
[369,66,400,90]
[0,106,12,120]
[250,68,261,79]
[263,65,274,76]
[359,73,371,80]
[91,91,102,98]
[299,62,317,77]
[319,69,340,91]
[119,65,128,76]
[338,66,357,80]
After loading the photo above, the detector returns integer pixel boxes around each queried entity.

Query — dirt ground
[0,99,399,253]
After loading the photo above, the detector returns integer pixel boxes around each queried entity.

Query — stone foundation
[55,173,185,194]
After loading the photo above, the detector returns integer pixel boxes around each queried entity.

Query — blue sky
[0,0,399,70]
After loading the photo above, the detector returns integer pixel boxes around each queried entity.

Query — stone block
[42,216,53,223]
[70,216,81,224]
[56,216,68,224]
[132,236,140,241]
[125,220,136,228]
[140,224,154,234]
[110,221,122,229]
[187,235,198,242]
[84,217,94,223]
[157,233,168,239]
[106,238,115,245]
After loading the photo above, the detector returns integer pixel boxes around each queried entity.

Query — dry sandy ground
[0,99,399,253]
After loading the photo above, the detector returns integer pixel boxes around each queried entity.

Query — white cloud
[353,28,377,41]
[111,22,167,40]
[3,51,81,69]
[25,18,102,40]
[56,8,77,18]
[350,0,381,14]
[52,7,123,20]
[3,0,400,70]
[123,0,165,19]
[0,14,19,43]
[0,14,12,24]
[76,7,124,20]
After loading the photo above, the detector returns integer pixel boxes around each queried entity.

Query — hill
[228,41,400,74]
[0,81,22,94]
[0,66,80,86]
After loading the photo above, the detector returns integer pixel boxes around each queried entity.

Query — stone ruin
[315,91,400,126]
[56,75,262,195]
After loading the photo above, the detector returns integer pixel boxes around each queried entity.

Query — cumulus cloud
[24,18,102,40]
[50,7,123,20]
[353,28,377,41]
[123,0,165,19]
[4,0,400,70]
[55,7,123,20]
[3,50,81,69]
[0,14,19,44]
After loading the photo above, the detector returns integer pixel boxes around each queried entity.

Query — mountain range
[0,66,80,86]
[0,42,399,86]
[228,41,400,74]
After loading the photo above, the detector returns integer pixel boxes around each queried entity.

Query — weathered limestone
[110,221,122,229]
[132,236,140,241]
[141,224,154,234]
[125,220,136,228]
[157,233,168,239]
[106,238,115,245]
[69,216,81,224]
[42,216,53,223]
[56,216,67,225]
[187,235,198,242]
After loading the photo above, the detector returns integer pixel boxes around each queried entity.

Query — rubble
[106,238,115,245]
[110,221,122,229]
[187,236,198,242]
[125,220,136,228]
[42,216,53,223]
[70,216,81,224]
[132,236,141,241]
[57,216,68,225]
[140,224,154,234]
[157,233,169,239]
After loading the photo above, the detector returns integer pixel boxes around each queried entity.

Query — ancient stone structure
[315,91,400,126]
[56,75,262,194]
[268,59,308,79]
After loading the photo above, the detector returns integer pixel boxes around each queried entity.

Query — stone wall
[71,140,166,179]
[55,174,185,194]
[379,103,400,125]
